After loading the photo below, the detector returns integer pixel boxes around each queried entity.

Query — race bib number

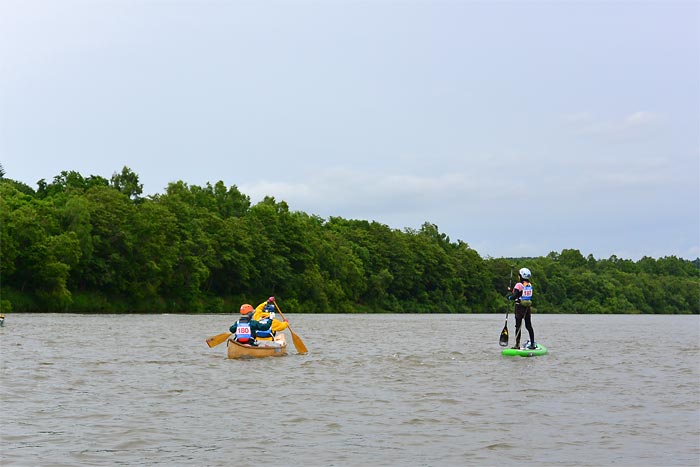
[237,325,251,334]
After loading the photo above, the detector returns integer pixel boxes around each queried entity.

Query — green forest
[1,167,698,314]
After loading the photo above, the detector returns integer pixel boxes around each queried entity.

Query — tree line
[1,167,698,314]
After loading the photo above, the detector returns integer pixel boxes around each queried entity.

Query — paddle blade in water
[290,330,308,354]
[206,332,232,348]
[499,324,509,347]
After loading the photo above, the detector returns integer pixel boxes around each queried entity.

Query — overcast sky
[1,0,698,261]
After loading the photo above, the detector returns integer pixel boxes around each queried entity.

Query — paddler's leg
[524,311,535,348]
[512,319,522,349]
[512,307,525,349]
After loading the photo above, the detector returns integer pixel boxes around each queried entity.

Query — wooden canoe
[227,333,287,359]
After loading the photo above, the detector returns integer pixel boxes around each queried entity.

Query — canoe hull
[227,333,287,359]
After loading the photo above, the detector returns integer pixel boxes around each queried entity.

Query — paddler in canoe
[230,303,274,346]
[253,296,289,341]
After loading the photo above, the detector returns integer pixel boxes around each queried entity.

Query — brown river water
[1,313,698,467]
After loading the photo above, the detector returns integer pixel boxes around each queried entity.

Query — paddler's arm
[253,301,267,320]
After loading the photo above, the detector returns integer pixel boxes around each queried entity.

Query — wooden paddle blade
[499,324,509,347]
[289,329,308,354]
[206,332,232,348]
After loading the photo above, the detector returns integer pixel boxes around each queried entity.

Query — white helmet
[519,267,531,279]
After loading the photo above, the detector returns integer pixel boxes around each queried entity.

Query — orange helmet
[239,304,254,314]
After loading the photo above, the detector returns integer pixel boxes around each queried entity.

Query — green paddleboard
[502,344,548,357]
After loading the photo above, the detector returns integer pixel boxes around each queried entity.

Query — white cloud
[624,111,659,126]
[564,110,664,136]
[241,165,518,224]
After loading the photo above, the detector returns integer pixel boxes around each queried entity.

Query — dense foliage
[1,168,698,314]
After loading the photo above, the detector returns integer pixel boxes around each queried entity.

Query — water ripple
[1,313,698,467]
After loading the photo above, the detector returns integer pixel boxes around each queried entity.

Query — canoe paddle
[499,265,514,347]
[206,331,232,348]
[273,299,308,354]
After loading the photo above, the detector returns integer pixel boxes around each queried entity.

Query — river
[1,313,698,466]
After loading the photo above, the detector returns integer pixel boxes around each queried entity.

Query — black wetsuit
[511,281,535,347]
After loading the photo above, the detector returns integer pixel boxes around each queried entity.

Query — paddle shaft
[499,265,515,346]
[506,265,514,319]
[272,300,308,354]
